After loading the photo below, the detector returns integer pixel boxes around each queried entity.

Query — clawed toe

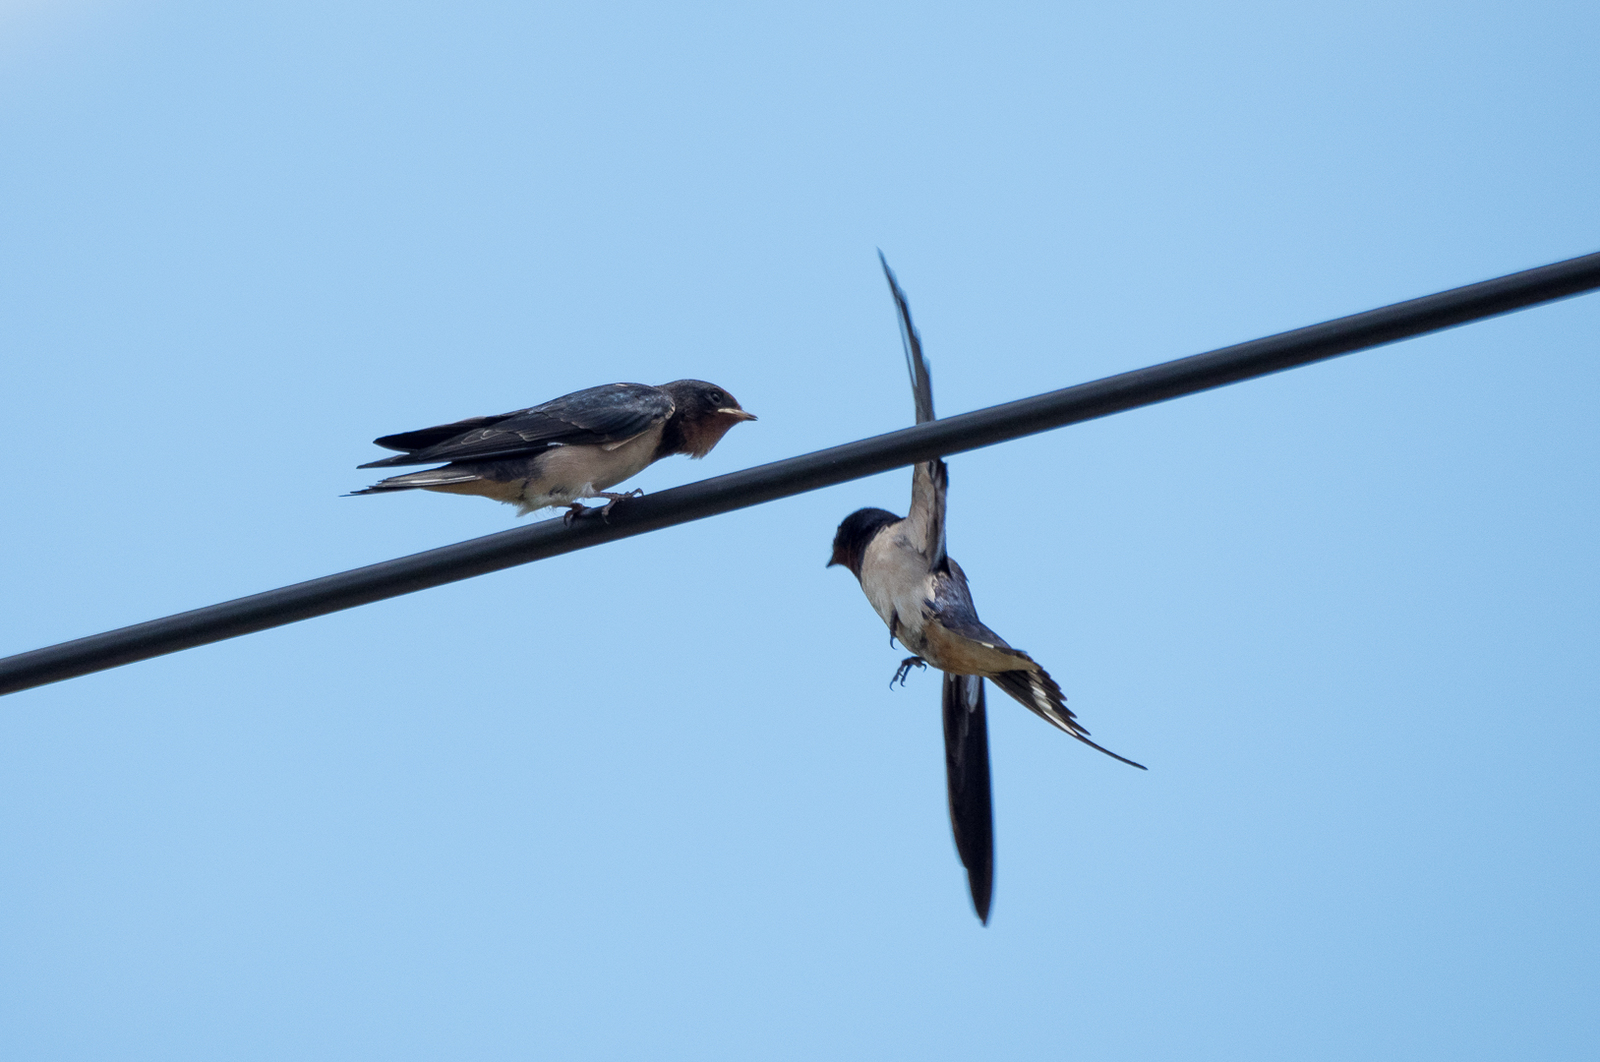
[890,656,927,689]
[595,489,645,521]
[562,489,646,525]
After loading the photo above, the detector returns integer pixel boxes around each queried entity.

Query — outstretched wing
[879,251,934,426]
[879,253,947,570]
[359,383,674,469]
[942,671,994,925]
[905,458,949,574]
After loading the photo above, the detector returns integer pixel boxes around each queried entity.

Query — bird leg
[562,502,598,525]
[562,489,644,525]
[595,489,645,520]
[891,656,927,689]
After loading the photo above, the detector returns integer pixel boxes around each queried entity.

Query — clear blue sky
[2,1,1597,1058]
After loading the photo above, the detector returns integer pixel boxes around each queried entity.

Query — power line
[3,250,1598,697]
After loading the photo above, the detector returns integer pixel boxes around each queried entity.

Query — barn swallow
[829,255,1144,924]
[351,380,755,516]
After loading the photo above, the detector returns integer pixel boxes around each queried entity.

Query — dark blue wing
[361,382,674,468]
[879,253,947,569]
[879,251,935,426]
[931,559,1015,652]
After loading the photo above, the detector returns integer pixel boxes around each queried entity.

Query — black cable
[3,250,1598,697]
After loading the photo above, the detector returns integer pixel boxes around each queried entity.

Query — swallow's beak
[718,408,757,421]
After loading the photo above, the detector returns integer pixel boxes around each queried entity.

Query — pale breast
[859,525,939,655]
[533,427,663,497]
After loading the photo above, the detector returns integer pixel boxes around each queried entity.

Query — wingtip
[878,249,901,289]
[970,873,993,924]
[357,452,420,469]
[878,250,898,285]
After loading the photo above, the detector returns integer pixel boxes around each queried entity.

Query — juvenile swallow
[351,379,755,516]
[829,256,1144,924]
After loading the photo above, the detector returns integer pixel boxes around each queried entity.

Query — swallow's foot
[594,489,645,521]
[562,502,598,526]
[891,656,927,689]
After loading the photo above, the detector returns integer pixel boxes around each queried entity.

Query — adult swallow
[351,379,755,516]
[829,256,1144,924]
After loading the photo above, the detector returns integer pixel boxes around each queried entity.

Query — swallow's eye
[708,390,725,405]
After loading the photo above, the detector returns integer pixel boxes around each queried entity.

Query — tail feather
[989,666,1146,771]
[346,466,482,496]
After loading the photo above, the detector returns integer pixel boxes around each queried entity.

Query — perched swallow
[351,380,755,516]
[829,256,1144,924]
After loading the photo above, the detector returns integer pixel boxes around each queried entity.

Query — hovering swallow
[351,380,755,516]
[829,255,1144,924]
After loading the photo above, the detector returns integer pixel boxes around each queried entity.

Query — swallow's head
[828,507,900,578]
[659,379,757,458]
